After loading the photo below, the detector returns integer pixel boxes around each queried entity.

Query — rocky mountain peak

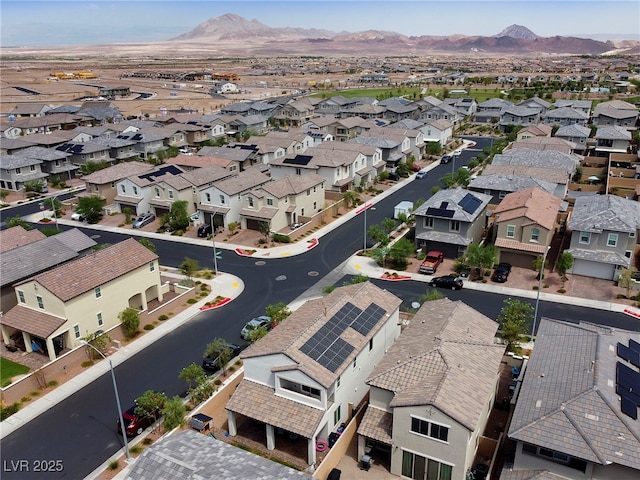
[495,24,539,40]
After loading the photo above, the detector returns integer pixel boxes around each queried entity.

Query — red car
[419,251,445,274]
[117,405,157,437]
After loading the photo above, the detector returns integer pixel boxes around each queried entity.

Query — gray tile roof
[215,169,271,196]
[482,164,569,184]
[125,429,309,480]
[12,146,69,161]
[413,188,492,223]
[469,174,556,195]
[565,247,631,266]
[82,161,154,184]
[595,125,632,140]
[555,124,591,138]
[53,228,98,252]
[568,194,640,233]
[492,148,579,175]
[0,153,42,168]
[508,319,640,470]
[544,106,589,121]
[500,469,568,480]
[366,298,504,431]
[261,174,324,198]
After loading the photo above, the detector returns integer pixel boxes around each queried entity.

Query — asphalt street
[1,137,637,479]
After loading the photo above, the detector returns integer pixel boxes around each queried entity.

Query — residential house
[196,145,260,171]
[325,117,367,142]
[594,126,632,157]
[199,168,272,229]
[380,125,426,161]
[226,282,403,467]
[271,99,316,127]
[543,107,589,127]
[482,164,571,200]
[413,188,493,258]
[475,98,514,123]
[553,99,592,116]
[352,129,411,170]
[379,98,420,123]
[509,137,578,155]
[342,103,386,120]
[0,238,160,361]
[492,187,562,268]
[241,174,325,231]
[566,195,640,280]
[499,106,542,130]
[506,318,640,480]
[419,99,461,125]
[516,124,552,141]
[9,103,53,117]
[517,96,552,116]
[264,130,316,153]
[179,165,236,227]
[113,131,166,160]
[468,174,558,205]
[316,95,361,117]
[8,113,92,136]
[139,125,190,150]
[554,124,592,153]
[91,136,139,162]
[9,146,77,181]
[359,298,504,480]
[0,153,49,191]
[54,141,111,168]
[491,149,578,187]
[114,164,186,215]
[421,119,454,147]
[442,97,478,117]
[78,161,153,206]
[230,140,286,166]
[592,100,639,130]
[314,142,385,188]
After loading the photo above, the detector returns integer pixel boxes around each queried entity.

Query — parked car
[197,223,212,237]
[240,315,273,340]
[441,155,452,164]
[429,275,464,290]
[410,163,421,172]
[117,405,157,437]
[418,251,445,274]
[132,213,155,229]
[415,169,428,179]
[387,171,400,181]
[202,343,243,372]
[491,262,512,283]
[70,211,84,221]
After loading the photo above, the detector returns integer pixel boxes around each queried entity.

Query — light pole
[210,215,219,274]
[360,203,375,252]
[532,245,551,340]
[80,340,131,461]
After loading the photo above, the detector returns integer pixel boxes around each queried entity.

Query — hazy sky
[2,0,639,47]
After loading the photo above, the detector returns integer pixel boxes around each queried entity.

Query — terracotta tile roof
[367,298,504,431]
[225,380,324,438]
[242,282,402,389]
[495,238,549,254]
[0,226,46,253]
[357,406,393,445]
[24,238,158,302]
[0,305,67,338]
[493,187,561,230]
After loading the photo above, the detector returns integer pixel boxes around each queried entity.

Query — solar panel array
[282,155,313,166]
[458,193,482,214]
[616,340,640,420]
[299,301,386,372]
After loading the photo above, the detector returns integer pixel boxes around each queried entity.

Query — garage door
[571,259,615,280]
[245,219,262,231]
[499,251,536,269]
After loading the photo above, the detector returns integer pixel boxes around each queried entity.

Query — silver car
[132,213,155,229]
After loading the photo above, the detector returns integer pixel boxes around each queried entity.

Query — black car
[441,155,452,164]
[197,223,212,237]
[429,275,464,290]
[388,171,400,181]
[491,263,512,283]
[202,343,243,371]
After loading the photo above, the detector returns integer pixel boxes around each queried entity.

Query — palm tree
[342,190,361,209]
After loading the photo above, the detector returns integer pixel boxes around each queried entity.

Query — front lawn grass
[1,357,30,387]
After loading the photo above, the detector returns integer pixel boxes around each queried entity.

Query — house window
[95,287,101,299]
[73,325,80,339]
[410,416,449,442]
[307,189,310,196]
[402,451,453,480]
[521,443,587,472]
[220,195,225,204]
[149,261,155,272]
[531,228,540,242]
[300,384,321,399]
[296,168,301,175]
[450,220,460,232]
[30,165,36,172]
[334,405,341,426]
[15,167,21,175]
[168,189,174,199]
[97,312,103,327]
[17,290,25,303]
[607,233,618,247]
[630,231,636,238]
[499,191,507,199]
[205,193,211,203]
[353,357,357,368]
[248,197,254,207]
[369,338,373,351]
[424,217,434,229]
[313,201,317,210]
[154,187,160,197]
[506,225,515,238]
[36,295,44,309]
[625,250,632,258]
[579,231,591,244]
[133,186,138,195]
[267,198,273,206]
[336,376,341,389]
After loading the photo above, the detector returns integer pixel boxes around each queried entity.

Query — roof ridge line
[561,404,607,465]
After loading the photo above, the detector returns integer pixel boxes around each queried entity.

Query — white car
[415,169,427,179]
[70,212,84,221]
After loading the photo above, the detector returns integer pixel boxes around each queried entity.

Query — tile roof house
[78,161,153,206]
[499,106,542,131]
[553,99,593,115]
[542,107,589,127]
[594,126,632,156]
[592,99,639,130]
[554,124,592,152]
[509,136,578,155]
[516,124,553,141]
[358,298,504,480]
[195,144,261,171]
[124,429,310,480]
[10,146,78,182]
[413,188,493,259]
[468,173,558,205]
[421,119,454,147]
[566,195,640,280]
[492,188,562,268]
[475,98,514,123]
[507,318,640,480]
[226,282,403,467]
[0,152,49,191]
[351,129,411,170]
[0,238,160,361]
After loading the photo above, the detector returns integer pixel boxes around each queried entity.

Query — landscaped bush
[81,360,94,368]
[0,402,20,421]
[143,324,155,330]
[272,233,291,243]
[186,298,197,304]
[158,314,169,321]
[108,460,119,471]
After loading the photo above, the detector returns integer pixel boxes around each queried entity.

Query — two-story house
[474,98,514,123]
[499,106,542,131]
[506,318,640,480]
[0,238,160,361]
[10,146,78,182]
[468,174,558,205]
[543,107,590,127]
[114,164,186,215]
[241,174,325,231]
[566,195,640,280]
[55,141,111,168]
[554,124,592,153]
[594,125,632,157]
[592,99,639,130]
[196,144,261,171]
[79,161,153,207]
[359,298,505,480]
[413,189,493,259]
[492,187,562,268]
[225,282,403,467]
[0,152,49,191]
[515,124,553,141]
[351,130,411,170]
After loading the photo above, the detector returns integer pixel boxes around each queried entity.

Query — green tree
[44,196,63,218]
[122,207,133,224]
[161,396,186,432]
[138,238,157,253]
[556,252,574,287]
[179,363,207,390]
[23,179,46,194]
[618,268,636,298]
[180,257,199,283]
[342,190,361,209]
[169,200,189,231]
[5,215,33,230]
[248,326,269,343]
[367,224,389,247]
[82,331,111,360]
[77,196,105,224]
[265,302,291,326]
[419,289,445,303]
[78,160,110,175]
[381,217,399,235]
[439,172,456,188]
[258,221,271,244]
[204,338,234,373]
[464,243,497,280]
[497,298,533,352]
[0,189,9,203]
[118,307,140,338]
[388,237,415,270]
[426,142,442,156]
[135,390,167,433]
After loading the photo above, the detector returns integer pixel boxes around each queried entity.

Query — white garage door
[571,259,615,280]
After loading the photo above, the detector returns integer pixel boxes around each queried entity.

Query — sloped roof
[260,174,325,198]
[469,174,556,196]
[0,225,46,253]
[492,148,579,174]
[569,194,640,233]
[413,188,492,223]
[214,169,271,196]
[81,161,153,185]
[493,187,562,230]
[367,298,504,431]
[0,306,67,338]
[508,319,640,470]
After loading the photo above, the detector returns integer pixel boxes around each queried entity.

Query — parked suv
[441,155,452,164]
[429,275,464,290]
[491,263,512,283]
[132,213,155,229]
[240,315,273,340]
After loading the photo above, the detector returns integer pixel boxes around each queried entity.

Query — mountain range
[169,14,639,56]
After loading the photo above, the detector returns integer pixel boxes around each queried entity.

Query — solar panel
[426,207,454,218]
[617,342,640,369]
[132,134,142,141]
[282,155,313,166]
[616,384,640,404]
[616,361,640,391]
[458,193,482,214]
[620,396,638,420]
[351,303,386,336]
[72,145,83,153]
[630,339,640,354]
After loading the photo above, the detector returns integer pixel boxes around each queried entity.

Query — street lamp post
[532,245,551,340]
[80,341,131,461]
[210,215,218,274]
[361,203,375,252]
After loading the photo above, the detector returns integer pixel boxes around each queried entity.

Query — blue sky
[1,1,638,47]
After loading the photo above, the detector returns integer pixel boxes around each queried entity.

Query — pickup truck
[419,251,445,274]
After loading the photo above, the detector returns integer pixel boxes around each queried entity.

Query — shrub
[48,380,59,387]
[129,445,142,455]
[30,391,40,397]
[200,284,209,292]
[214,379,222,386]
[143,438,153,446]
[108,460,119,471]
[158,314,169,321]
[617,294,628,299]
[322,285,336,294]
[557,288,567,294]
[143,324,155,330]
[0,402,20,421]
[81,360,94,368]
[272,233,291,243]
[187,298,197,304]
